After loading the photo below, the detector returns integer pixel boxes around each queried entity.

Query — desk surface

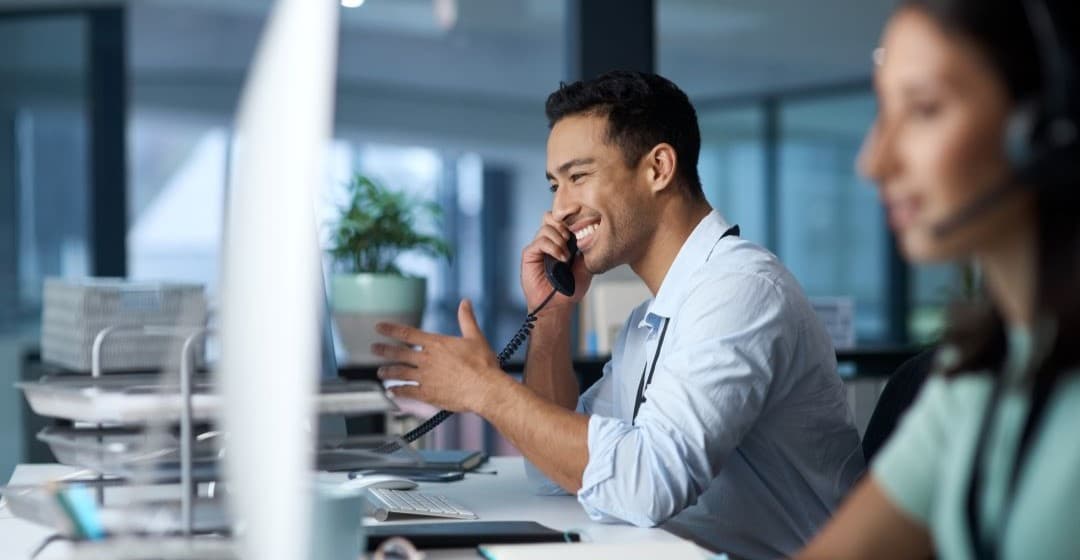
[1,457,700,559]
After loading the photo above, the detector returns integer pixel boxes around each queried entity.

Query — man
[372,71,864,559]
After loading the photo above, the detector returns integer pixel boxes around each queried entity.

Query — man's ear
[643,143,677,194]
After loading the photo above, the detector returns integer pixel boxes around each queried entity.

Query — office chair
[861,348,937,464]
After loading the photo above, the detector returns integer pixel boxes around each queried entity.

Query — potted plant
[327,174,451,365]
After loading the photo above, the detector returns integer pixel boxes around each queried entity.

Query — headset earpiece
[1004,101,1039,173]
[1010,0,1080,188]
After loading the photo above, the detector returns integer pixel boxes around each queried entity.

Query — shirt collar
[638,210,732,328]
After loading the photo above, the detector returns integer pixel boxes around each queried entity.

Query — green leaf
[326,173,453,274]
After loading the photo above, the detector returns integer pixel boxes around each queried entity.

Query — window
[657,0,936,346]
[0,9,92,485]
[0,16,90,329]
[127,110,228,295]
[778,93,886,342]
[129,117,466,334]
[697,106,768,245]
[911,263,962,343]
[657,0,890,100]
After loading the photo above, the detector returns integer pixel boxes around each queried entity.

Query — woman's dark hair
[545,70,705,200]
[904,0,1080,383]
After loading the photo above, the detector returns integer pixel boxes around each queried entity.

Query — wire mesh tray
[18,374,397,424]
[37,426,422,481]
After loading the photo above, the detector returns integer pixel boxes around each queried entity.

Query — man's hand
[372,299,510,413]
[375,299,590,494]
[521,212,593,311]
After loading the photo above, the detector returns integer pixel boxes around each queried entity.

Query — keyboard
[365,488,478,521]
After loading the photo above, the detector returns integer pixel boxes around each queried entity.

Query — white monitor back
[219,1,338,559]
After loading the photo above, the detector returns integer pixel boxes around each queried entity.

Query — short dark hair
[544,70,704,199]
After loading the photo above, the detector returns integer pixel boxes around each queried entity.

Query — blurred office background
[0,0,960,478]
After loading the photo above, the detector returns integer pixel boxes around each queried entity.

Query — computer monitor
[218,1,339,559]
[318,280,347,440]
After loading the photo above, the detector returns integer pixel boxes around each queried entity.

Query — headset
[932,0,1078,237]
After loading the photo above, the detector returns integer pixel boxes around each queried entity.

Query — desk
[1,457,701,559]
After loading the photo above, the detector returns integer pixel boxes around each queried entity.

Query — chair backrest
[862,348,937,464]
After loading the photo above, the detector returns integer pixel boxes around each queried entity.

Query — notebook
[385,449,488,472]
[478,541,712,559]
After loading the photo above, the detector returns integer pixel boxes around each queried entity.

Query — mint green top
[873,330,1080,559]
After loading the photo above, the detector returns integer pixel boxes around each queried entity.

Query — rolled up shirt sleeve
[525,358,616,495]
[576,272,791,526]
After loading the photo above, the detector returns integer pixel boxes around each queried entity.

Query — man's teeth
[575,224,599,240]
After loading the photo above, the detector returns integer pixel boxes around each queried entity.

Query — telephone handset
[543,235,578,297]
[377,236,579,453]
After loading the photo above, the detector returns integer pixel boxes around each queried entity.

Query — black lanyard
[965,366,1057,559]
[631,224,739,424]
[632,318,669,423]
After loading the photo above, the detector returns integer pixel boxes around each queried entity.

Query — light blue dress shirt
[526,211,865,560]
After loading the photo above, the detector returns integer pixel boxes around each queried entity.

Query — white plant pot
[330,273,426,365]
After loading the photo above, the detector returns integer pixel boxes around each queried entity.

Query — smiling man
[373,71,864,559]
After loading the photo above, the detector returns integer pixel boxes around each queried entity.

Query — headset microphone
[929,119,1080,239]
[930,178,1024,239]
[929,103,1040,239]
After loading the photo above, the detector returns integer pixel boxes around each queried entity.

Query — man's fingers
[458,299,483,340]
[540,228,573,252]
[375,322,434,346]
[377,364,420,382]
[529,235,572,262]
[370,343,420,366]
[388,384,422,401]
[541,212,572,239]
[540,225,572,248]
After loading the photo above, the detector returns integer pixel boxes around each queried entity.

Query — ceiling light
[341,0,365,8]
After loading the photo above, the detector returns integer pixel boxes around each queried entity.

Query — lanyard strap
[632,318,669,424]
[965,367,1057,559]
[630,224,739,424]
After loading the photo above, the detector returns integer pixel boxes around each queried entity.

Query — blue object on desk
[55,485,105,540]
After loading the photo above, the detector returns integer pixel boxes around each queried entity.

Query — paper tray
[37,426,423,481]
[37,426,222,482]
[0,483,230,537]
[18,374,397,424]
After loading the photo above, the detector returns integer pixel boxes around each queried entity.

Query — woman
[797,0,1079,559]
